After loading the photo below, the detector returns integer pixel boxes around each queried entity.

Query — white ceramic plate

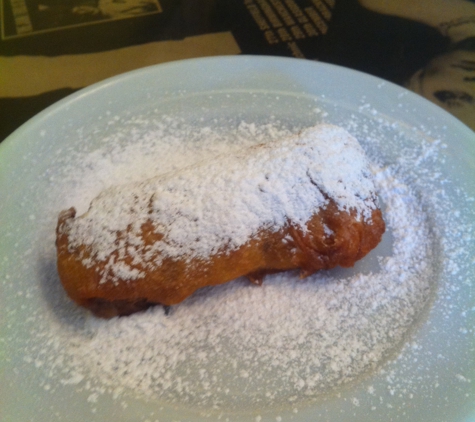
[1,56,474,422]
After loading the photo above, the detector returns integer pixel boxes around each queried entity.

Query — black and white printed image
[2,0,162,38]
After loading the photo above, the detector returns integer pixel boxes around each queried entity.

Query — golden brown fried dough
[56,125,385,318]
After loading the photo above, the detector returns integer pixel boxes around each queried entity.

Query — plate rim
[1,55,473,156]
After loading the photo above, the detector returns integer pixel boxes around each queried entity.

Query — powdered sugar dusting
[45,156,435,410]
[25,117,440,407]
[5,103,474,421]
[65,125,378,278]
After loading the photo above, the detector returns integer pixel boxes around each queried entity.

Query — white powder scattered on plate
[24,118,445,413]
[12,107,473,420]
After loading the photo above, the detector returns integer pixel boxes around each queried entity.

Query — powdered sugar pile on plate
[23,118,447,413]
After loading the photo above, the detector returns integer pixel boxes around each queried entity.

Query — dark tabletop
[1,0,474,142]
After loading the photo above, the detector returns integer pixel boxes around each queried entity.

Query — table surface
[1,0,474,141]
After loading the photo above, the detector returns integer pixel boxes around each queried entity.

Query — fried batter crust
[56,200,385,318]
